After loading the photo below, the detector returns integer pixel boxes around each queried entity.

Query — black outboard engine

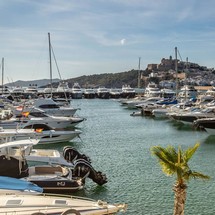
[0,155,29,178]
[63,146,107,186]
[63,146,91,163]
[73,159,108,186]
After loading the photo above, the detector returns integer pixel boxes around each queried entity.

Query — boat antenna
[48,32,53,97]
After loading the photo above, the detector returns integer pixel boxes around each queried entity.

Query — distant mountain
[5,79,60,88]
[4,70,143,89]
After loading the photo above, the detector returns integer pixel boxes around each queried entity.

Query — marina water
[43,99,215,214]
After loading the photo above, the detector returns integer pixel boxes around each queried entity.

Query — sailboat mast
[2,58,4,94]
[48,32,53,97]
[175,47,178,97]
[138,57,141,89]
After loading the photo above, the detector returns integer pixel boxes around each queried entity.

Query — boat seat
[34,166,69,177]
[35,166,62,175]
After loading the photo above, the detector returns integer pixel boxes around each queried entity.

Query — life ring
[61,209,81,215]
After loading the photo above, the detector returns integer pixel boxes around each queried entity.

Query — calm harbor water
[46,99,215,215]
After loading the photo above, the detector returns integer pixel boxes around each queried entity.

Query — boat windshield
[39,104,60,109]
[29,112,48,117]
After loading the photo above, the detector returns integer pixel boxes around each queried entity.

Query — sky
[1,0,215,83]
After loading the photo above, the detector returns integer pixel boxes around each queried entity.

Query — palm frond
[166,146,178,163]
[178,146,182,164]
[151,145,177,163]
[183,143,200,163]
[188,171,210,180]
[182,169,210,181]
[151,146,183,176]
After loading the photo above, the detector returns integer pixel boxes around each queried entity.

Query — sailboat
[0,176,127,214]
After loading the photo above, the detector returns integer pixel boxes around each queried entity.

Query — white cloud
[120,39,126,45]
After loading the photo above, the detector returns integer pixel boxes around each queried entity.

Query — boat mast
[138,57,141,89]
[175,47,178,98]
[1,58,4,94]
[48,32,53,97]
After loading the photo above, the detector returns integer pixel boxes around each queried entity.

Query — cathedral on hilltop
[147,56,206,72]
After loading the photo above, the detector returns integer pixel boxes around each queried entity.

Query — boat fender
[61,209,81,215]
[49,130,52,138]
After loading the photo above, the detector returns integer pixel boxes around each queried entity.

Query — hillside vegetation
[63,70,145,89]
[7,69,148,89]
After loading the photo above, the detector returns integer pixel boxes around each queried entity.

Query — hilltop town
[141,56,215,89]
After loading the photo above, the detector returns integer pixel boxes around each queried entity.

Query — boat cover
[0,176,43,193]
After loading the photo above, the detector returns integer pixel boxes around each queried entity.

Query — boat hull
[0,193,126,215]
[28,177,83,194]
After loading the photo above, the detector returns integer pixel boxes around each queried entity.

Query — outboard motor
[63,146,91,163]
[73,159,107,186]
[63,146,107,186]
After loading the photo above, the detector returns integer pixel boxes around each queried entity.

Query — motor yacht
[109,88,122,99]
[0,124,82,144]
[71,82,83,99]
[35,98,77,116]
[83,88,96,99]
[167,106,215,125]
[144,82,161,98]
[178,85,198,101]
[193,117,215,135]
[96,87,110,99]
[121,85,136,98]
[56,81,71,93]
[0,108,85,130]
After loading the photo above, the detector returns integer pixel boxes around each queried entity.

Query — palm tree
[151,143,210,215]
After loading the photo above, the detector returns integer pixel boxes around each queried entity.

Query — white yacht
[135,97,162,109]
[33,98,77,116]
[144,82,161,97]
[168,106,215,125]
[0,125,82,144]
[123,96,146,109]
[96,87,110,99]
[121,85,136,98]
[56,81,70,93]
[25,84,38,94]
[71,82,83,99]
[0,108,85,130]
[43,85,54,94]
[109,88,122,99]
[178,85,198,101]
[14,98,77,117]
[83,88,96,99]
[205,86,215,97]
[11,86,25,94]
